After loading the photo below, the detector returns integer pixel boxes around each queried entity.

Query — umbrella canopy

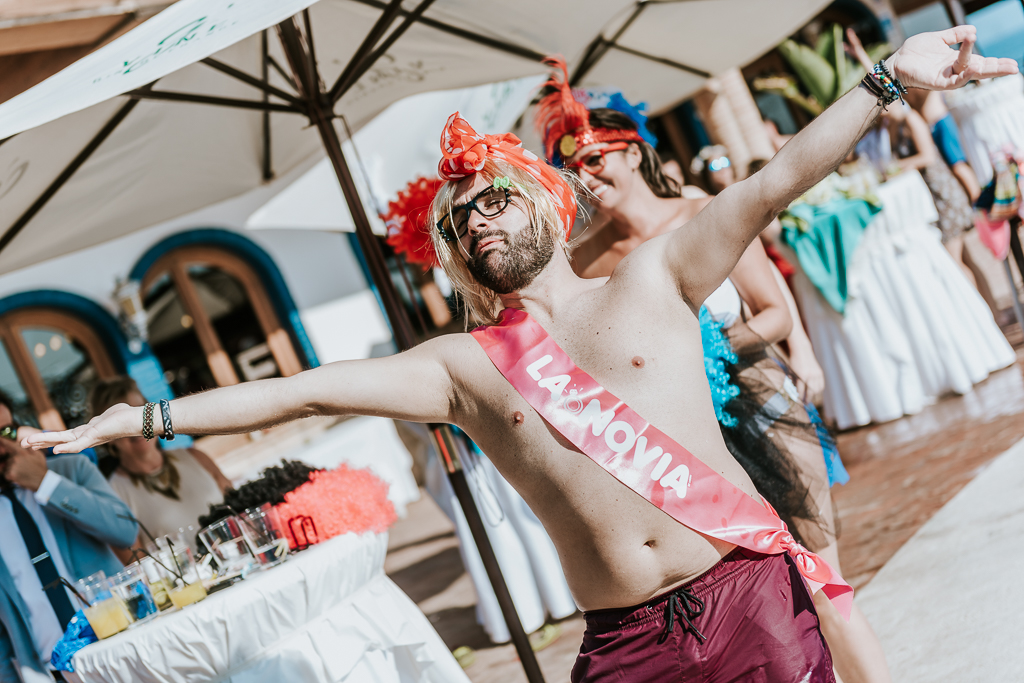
[245,75,545,232]
[0,0,830,275]
[0,0,629,274]
[572,0,832,114]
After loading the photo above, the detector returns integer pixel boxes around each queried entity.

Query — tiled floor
[833,343,1024,589]
[385,335,1024,683]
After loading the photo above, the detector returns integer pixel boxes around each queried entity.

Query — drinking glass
[239,504,290,568]
[153,544,207,608]
[138,556,174,612]
[110,563,159,625]
[199,517,256,575]
[76,572,132,639]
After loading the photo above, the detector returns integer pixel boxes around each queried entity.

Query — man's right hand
[24,403,139,454]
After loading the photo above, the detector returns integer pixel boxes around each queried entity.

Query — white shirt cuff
[34,471,63,505]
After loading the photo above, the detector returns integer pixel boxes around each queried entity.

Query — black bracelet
[860,74,890,108]
[142,403,156,441]
[159,399,175,441]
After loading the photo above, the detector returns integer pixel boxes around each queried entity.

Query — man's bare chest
[460,295,712,455]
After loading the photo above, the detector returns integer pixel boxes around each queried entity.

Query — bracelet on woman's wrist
[142,403,156,441]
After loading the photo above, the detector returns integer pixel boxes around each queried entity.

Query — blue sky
[969,0,1024,67]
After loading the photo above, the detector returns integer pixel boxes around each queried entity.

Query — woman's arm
[190,448,234,494]
[896,108,940,172]
[769,262,826,401]
[726,239,793,353]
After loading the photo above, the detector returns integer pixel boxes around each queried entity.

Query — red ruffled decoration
[274,465,397,548]
[383,175,446,269]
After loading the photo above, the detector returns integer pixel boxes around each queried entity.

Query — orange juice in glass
[84,597,132,639]
[76,572,132,639]
[156,543,208,608]
[169,581,207,608]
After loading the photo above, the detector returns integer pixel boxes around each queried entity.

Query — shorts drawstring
[662,587,706,643]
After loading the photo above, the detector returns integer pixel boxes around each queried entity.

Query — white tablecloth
[69,533,469,683]
[788,171,1016,429]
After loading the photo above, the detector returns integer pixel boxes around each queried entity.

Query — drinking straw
[46,577,90,609]
[131,548,184,583]
[118,511,160,549]
[165,536,187,583]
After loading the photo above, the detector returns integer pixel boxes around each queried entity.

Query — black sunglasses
[436,186,511,243]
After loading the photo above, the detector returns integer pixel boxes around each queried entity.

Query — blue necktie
[2,487,76,629]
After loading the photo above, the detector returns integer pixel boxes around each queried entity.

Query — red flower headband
[438,111,577,239]
[383,175,446,268]
[534,55,643,163]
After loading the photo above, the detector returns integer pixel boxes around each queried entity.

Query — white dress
[703,278,742,329]
[785,170,1016,429]
[945,74,1024,186]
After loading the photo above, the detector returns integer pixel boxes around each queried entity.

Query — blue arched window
[130,229,316,398]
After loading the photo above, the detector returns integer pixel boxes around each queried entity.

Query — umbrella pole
[275,19,547,683]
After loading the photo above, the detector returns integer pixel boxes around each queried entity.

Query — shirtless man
[28,28,1015,682]
[537,67,887,681]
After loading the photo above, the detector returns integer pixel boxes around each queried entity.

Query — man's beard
[466,226,555,295]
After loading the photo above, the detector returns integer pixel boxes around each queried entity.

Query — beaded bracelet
[142,402,156,441]
[876,60,907,99]
[159,399,175,441]
[861,60,906,109]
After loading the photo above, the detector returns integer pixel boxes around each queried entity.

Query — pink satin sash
[472,308,852,619]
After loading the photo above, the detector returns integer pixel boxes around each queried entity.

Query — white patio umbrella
[0,2,831,677]
[0,0,833,275]
[245,74,545,232]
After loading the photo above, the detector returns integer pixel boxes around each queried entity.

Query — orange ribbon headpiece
[438,111,578,238]
[534,55,643,164]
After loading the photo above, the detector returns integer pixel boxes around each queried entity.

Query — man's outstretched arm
[666,26,1017,307]
[25,336,460,454]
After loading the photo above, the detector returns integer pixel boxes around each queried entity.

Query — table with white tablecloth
[786,170,1016,430]
[68,532,469,683]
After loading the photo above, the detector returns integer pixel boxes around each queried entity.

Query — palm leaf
[778,39,836,108]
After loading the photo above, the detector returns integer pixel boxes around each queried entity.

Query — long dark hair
[586,108,681,199]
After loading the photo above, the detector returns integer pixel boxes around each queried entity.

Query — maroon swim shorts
[571,547,835,682]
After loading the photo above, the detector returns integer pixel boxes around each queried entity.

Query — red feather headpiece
[383,175,446,269]
[535,55,643,164]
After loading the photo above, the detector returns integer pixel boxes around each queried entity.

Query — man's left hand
[892,25,1019,91]
[3,444,49,492]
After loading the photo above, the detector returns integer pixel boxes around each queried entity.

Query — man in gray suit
[0,391,137,682]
